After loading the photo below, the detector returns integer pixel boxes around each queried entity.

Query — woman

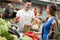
[35,4,58,40]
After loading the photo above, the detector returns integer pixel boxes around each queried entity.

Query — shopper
[42,4,58,40]
[4,3,13,19]
[35,4,58,40]
[16,0,35,32]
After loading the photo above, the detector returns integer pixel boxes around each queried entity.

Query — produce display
[0,18,14,40]
[0,18,40,40]
[1,31,14,40]
[0,18,11,34]
[23,31,40,40]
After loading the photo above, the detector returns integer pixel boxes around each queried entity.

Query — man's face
[25,2,31,9]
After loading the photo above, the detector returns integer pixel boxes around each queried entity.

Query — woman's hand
[34,32,42,35]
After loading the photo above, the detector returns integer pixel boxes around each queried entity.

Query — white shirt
[16,9,35,31]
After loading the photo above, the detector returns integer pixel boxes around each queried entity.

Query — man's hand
[33,32,42,35]
[13,17,19,23]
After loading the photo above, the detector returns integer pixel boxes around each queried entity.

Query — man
[16,0,35,32]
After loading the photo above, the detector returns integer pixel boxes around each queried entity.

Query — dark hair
[15,8,19,11]
[26,0,31,2]
[49,4,57,16]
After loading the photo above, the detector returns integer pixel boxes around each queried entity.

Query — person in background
[16,0,35,32]
[0,12,3,18]
[12,8,19,18]
[35,4,58,40]
[4,3,13,19]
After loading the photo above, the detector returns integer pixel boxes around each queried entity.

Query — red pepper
[23,31,40,40]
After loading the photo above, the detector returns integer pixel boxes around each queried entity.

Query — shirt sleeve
[16,10,21,17]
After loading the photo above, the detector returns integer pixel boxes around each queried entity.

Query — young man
[16,0,35,31]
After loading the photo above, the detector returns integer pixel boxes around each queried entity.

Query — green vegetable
[5,21,11,28]
[0,30,1,35]
[20,36,32,40]
[0,18,14,40]
[1,31,14,40]
[0,18,11,28]
[0,25,8,33]
[0,18,11,32]
[0,18,6,25]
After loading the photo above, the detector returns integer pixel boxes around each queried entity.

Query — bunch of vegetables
[1,31,14,40]
[23,31,40,40]
[0,18,14,40]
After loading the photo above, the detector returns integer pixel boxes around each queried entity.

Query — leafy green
[0,18,6,25]
[0,25,8,32]
[0,30,1,35]
[1,31,14,40]
[0,18,14,40]
[5,21,11,28]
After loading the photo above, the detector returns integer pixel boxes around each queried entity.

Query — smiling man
[16,0,35,32]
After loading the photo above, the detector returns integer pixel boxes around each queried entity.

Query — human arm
[47,19,58,39]
[14,11,20,23]
[52,19,58,31]
[34,32,42,35]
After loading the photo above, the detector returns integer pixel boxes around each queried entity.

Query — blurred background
[0,0,60,23]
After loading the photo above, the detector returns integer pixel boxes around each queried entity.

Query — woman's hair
[48,4,57,16]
